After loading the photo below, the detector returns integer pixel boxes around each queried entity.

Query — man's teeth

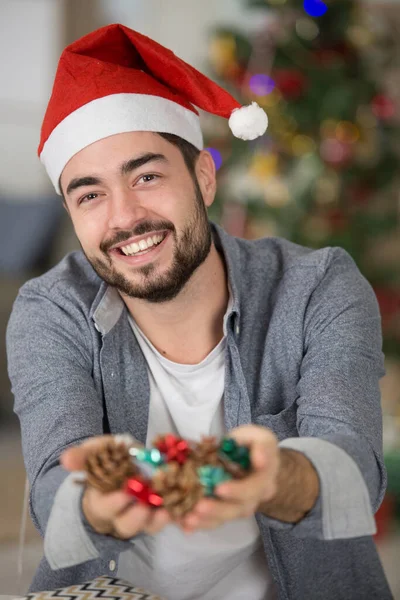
[120,234,165,256]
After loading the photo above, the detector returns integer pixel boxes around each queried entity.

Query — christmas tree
[204,0,400,360]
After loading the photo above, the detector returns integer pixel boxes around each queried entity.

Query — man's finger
[144,508,172,535]
[86,487,136,518]
[215,470,274,503]
[182,498,256,530]
[112,502,153,539]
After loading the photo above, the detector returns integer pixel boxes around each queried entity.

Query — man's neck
[120,243,229,364]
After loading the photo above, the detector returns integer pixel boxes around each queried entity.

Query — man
[6,24,392,599]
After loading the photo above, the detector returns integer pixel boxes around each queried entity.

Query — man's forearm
[258,449,320,523]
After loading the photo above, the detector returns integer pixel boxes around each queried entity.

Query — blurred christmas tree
[204,0,400,359]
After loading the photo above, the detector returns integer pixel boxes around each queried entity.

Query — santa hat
[39,24,268,194]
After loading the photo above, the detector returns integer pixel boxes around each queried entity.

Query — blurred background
[1,0,400,596]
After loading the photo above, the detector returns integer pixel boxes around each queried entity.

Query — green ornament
[129,447,164,467]
[219,437,251,471]
[198,465,232,496]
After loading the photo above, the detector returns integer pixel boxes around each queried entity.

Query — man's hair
[60,132,201,201]
[157,132,201,178]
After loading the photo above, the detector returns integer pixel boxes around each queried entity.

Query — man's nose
[107,188,149,230]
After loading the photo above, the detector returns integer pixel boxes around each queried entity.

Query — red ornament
[325,208,348,232]
[312,43,354,66]
[371,95,395,120]
[348,184,371,206]
[154,434,190,464]
[373,288,400,326]
[273,69,307,99]
[320,138,352,168]
[124,477,164,507]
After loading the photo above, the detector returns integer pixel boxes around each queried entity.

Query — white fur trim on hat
[40,93,204,194]
[229,102,268,141]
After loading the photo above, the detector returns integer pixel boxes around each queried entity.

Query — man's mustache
[100,220,175,253]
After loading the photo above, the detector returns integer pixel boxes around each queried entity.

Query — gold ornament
[291,135,316,156]
[335,121,360,144]
[314,171,341,206]
[249,153,279,180]
[302,215,332,243]
[356,106,378,130]
[320,119,338,139]
[209,35,237,75]
[346,25,374,48]
[295,18,319,41]
[257,89,282,108]
[264,177,290,208]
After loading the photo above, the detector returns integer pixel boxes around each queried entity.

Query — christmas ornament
[371,95,396,120]
[190,436,221,467]
[249,153,279,180]
[335,122,360,144]
[314,171,341,206]
[303,0,328,18]
[295,18,319,41]
[209,35,237,74]
[248,74,275,97]
[325,208,348,232]
[273,70,307,100]
[219,437,251,470]
[198,465,232,496]
[82,434,252,517]
[264,177,291,208]
[154,434,190,464]
[205,147,223,171]
[152,460,204,517]
[84,440,139,493]
[291,135,316,157]
[124,476,164,507]
[320,138,353,168]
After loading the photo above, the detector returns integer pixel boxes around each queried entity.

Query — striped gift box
[21,576,163,600]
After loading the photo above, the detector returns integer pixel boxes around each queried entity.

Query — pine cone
[85,440,138,493]
[152,460,204,517]
[190,436,221,467]
[191,436,247,478]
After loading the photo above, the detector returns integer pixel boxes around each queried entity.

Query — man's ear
[195,150,217,208]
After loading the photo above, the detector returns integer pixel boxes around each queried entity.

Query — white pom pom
[229,102,268,140]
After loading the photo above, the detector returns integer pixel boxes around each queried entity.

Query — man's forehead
[61,132,172,190]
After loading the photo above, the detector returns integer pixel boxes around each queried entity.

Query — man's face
[60,132,216,303]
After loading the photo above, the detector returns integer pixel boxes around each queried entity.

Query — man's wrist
[258,448,320,523]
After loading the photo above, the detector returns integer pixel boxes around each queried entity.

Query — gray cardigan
[6,224,392,599]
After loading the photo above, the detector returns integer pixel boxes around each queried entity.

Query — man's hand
[61,436,172,539]
[179,425,320,533]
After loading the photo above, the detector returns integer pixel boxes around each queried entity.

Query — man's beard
[84,180,212,303]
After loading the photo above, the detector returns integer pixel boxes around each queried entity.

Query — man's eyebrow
[120,153,168,175]
[66,176,103,196]
[65,153,168,197]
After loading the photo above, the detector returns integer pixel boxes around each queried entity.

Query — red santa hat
[39,23,268,194]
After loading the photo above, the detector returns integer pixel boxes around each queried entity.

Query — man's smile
[108,231,171,265]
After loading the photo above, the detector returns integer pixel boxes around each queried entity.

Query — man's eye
[79,193,98,204]
[138,174,159,184]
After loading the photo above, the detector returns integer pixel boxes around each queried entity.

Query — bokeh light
[205,147,223,170]
[303,0,328,18]
[295,18,320,41]
[249,74,275,96]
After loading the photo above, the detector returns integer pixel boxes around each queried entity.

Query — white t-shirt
[117,316,275,600]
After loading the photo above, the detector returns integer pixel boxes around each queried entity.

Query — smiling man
[6,24,392,600]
